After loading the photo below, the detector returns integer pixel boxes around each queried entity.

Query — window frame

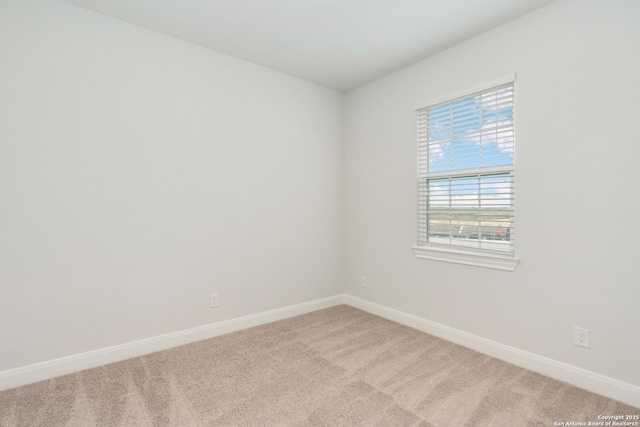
[412,74,519,271]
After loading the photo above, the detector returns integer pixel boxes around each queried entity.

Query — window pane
[426,173,513,252]
[417,81,515,256]
[425,85,514,173]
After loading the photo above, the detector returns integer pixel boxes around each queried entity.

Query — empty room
[1,0,639,425]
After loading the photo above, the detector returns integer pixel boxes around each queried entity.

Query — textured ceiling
[62,0,557,92]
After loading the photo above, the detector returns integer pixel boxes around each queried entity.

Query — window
[412,74,518,271]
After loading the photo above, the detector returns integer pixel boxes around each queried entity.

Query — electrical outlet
[361,276,368,288]
[210,293,219,308]
[574,327,590,348]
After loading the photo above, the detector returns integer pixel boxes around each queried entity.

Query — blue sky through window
[427,86,514,173]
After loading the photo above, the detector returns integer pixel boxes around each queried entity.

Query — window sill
[412,245,519,271]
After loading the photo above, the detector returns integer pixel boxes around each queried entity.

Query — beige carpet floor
[0,305,637,426]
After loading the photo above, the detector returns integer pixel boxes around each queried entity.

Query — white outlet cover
[574,327,590,348]
[210,293,219,308]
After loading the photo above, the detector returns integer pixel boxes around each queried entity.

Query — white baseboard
[344,295,640,408]
[0,294,346,392]
[3,294,638,408]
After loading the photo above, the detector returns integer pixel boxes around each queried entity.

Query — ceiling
[61,0,556,92]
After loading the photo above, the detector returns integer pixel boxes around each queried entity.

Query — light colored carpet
[0,305,637,426]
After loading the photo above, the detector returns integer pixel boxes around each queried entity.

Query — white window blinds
[417,81,515,254]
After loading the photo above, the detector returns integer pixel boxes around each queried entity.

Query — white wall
[0,0,344,371]
[344,0,640,388]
